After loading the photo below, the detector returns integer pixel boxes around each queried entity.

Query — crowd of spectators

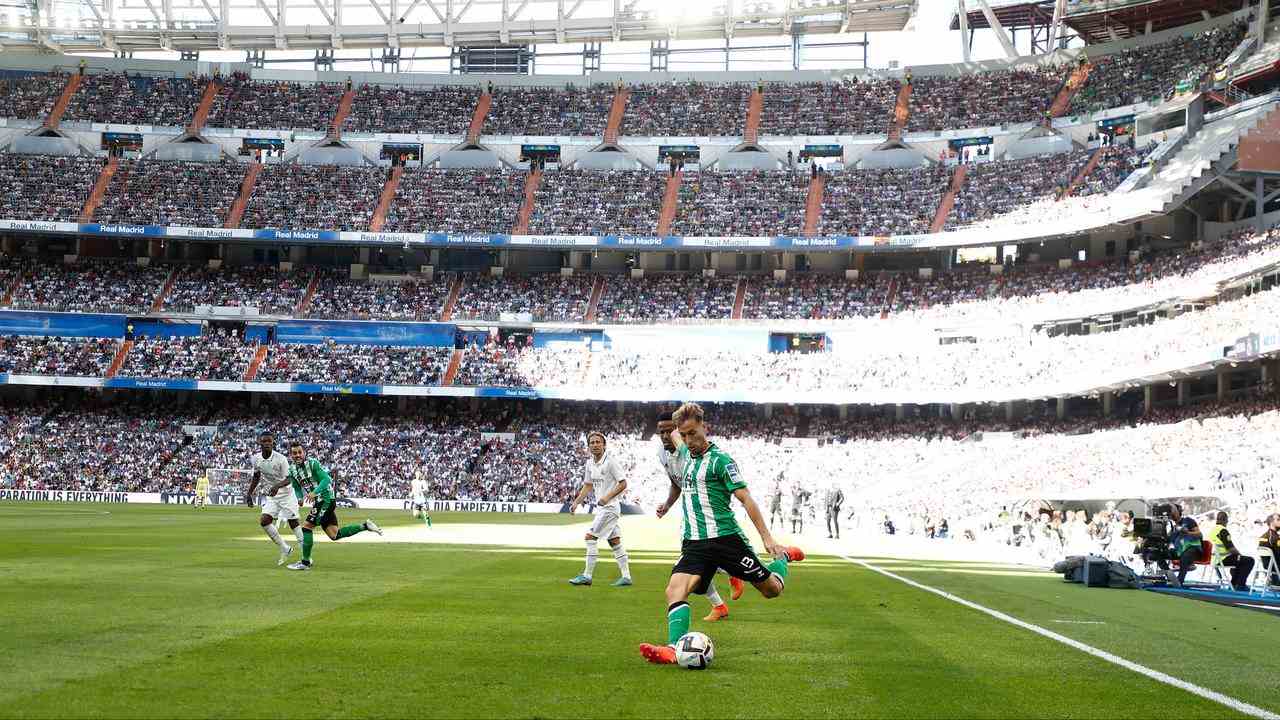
[620,82,750,137]
[383,168,525,235]
[594,274,737,323]
[484,85,614,137]
[306,271,452,320]
[672,171,808,237]
[0,335,117,376]
[62,73,206,127]
[118,329,255,381]
[207,73,346,132]
[741,273,887,320]
[346,84,481,135]
[906,68,1062,132]
[760,79,898,136]
[163,265,308,315]
[820,165,950,236]
[527,170,665,236]
[8,258,168,313]
[92,160,245,228]
[946,151,1090,227]
[242,164,384,232]
[0,154,99,222]
[257,342,452,386]
[452,273,593,322]
[0,71,66,120]
[1069,22,1248,114]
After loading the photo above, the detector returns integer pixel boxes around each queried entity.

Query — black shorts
[672,535,774,594]
[306,499,339,528]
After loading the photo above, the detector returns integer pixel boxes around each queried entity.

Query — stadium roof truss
[949,0,1250,53]
[0,0,914,54]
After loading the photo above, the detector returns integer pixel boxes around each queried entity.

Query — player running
[285,442,383,571]
[194,472,210,509]
[657,419,742,622]
[244,431,304,566]
[410,468,432,527]
[567,431,633,587]
[641,403,804,665]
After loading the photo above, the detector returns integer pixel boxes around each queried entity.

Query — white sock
[263,523,288,550]
[705,582,724,607]
[583,539,598,578]
[292,525,304,544]
[612,542,631,580]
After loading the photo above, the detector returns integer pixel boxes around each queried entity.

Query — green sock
[666,602,691,646]
[767,555,790,581]
[424,514,432,527]
[336,523,364,540]
[301,528,313,562]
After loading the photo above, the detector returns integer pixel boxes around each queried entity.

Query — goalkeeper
[285,442,383,571]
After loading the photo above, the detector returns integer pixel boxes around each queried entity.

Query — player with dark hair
[285,442,382,571]
[244,431,303,566]
[640,403,804,665]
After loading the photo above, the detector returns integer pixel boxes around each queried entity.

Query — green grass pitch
[1,503,1277,719]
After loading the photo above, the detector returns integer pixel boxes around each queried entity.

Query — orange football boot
[703,604,729,622]
[639,643,678,665]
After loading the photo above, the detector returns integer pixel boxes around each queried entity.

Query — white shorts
[261,494,300,521]
[412,495,426,507]
[588,506,621,541]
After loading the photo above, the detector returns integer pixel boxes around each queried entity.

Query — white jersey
[410,472,428,501]
[656,443,684,485]
[583,451,624,512]
[251,450,292,501]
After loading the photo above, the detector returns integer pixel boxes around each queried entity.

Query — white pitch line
[841,555,1280,720]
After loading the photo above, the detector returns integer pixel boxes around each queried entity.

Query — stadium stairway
[78,158,120,223]
[369,166,403,232]
[803,172,826,236]
[295,270,320,316]
[2,271,22,306]
[43,74,83,130]
[186,80,220,136]
[929,164,968,233]
[1060,147,1105,199]
[656,170,683,236]
[880,275,899,320]
[467,92,492,145]
[328,88,356,139]
[512,170,543,235]
[105,340,133,379]
[584,275,604,323]
[1049,62,1093,119]
[224,162,261,229]
[604,88,631,145]
[888,82,911,141]
[440,275,463,322]
[442,349,463,386]
[744,89,763,145]
[795,412,811,438]
[149,266,181,313]
[731,277,747,320]
[244,344,269,382]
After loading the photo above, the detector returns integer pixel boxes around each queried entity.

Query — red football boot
[639,643,678,665]
[729,576,745,600]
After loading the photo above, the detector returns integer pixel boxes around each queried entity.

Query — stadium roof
[0,0,915,55]
[948,0,1249,44]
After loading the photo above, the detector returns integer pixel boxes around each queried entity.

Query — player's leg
[701,580,729,621]
[570,531,598,586]
[720,536,803,600]
[607,526,632,587]
[640,572,702,665]
[259,509,291,558]
[288,516,319,570]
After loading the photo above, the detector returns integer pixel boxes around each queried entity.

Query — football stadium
[1,0,1280,716]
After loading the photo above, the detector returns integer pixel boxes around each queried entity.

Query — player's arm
[734,487,788,559]
[569,480,592,514]
[656,481,682,519]
[311,461,334,500]
[245,469,260,506]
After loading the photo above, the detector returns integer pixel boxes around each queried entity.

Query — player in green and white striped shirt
[640,402,804,666]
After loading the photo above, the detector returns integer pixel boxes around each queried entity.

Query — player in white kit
[410,469,432,527]
[655,419,742,621]
[244,431,304,566]
[567,431,633,587]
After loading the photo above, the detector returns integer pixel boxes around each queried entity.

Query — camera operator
[1204,511,1254,592]
[1168,504,1203,587]
[1260,513,1280,589]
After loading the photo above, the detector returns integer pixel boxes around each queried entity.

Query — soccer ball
[674,632,714,670]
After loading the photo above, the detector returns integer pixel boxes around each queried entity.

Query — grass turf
[0,503,1277,719]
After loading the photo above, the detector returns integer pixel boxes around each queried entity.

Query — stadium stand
[162,265,308,315]
[451,274,594,322]
[0,155,100,222]
[7,259,168,314]
[92,160,245,228]
[306,271,452,320]
[593,274,738,323]
[0,335,117,376]
[527,169,665,236]
[672,170,809,237]
[759,79,898,136]
[61,73,206,127]
[620,81,751,137]
[346,83,481,135]
[483,84,613,136]
[906,68,1062,131]
[119,330,255,381]
[256,343,453,385]
[241,164,384,231]
[206,73,346,131]
[0,71,66,120]
[819,165,950,236]
[382,168,525,235]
